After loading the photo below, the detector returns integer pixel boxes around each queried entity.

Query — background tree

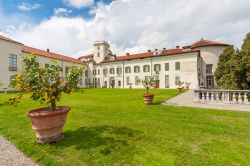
[214,45,238,89]
[215,32,250,90]
[241,32,250,89]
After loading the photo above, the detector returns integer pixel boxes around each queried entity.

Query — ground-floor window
[126,77,130,85]
[175,75,180,84]
[165,75,169,88]
[135,76,139,85]
[206,76,214,88]
[118,80,121,87]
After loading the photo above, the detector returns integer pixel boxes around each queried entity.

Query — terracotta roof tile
[190,39,228,49]
[101,49,199,63]
[0,35,23,45]
[22,45,83,64]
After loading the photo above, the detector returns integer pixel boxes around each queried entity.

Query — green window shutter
[175,62,180,70]
[165,63,169,71]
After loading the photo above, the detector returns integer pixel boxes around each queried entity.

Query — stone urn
[27,106,70,144]
[143,94,155,105]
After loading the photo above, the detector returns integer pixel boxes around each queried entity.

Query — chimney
[126,53,129,56]
[148,50,151,52]
[47,48,50,52]
[176,46,180,49]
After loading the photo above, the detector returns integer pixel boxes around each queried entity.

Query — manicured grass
[0,89,250,165]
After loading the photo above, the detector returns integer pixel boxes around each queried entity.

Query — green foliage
[175,81,184,89]
[137,76,156,94]
[215,32,250,90]
[184,82,191,90]
[9,54,85,111]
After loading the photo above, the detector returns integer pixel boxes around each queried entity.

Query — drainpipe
[150,57,153,77]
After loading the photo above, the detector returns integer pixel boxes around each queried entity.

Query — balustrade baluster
[232,93,236,103]
[238,93,243,104]
[211,92,215,102]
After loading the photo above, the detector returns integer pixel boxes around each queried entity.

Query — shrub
[9,54,85,111]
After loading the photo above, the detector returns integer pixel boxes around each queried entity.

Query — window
[126,77,130,85]
[97,78,100,86]
[165,75,170,88]
[165,63,169,71]
[143,65,150,72]
[145,76,149,80]
[97,46,100,50]
[110,68,115,74]
[10,75,15,83]
[134,66,140,73]
[117,67,122,75]
[85,70,88,77]
[65,66,69,76]
[118,80,121,86]
[206,64,213,74]
[175,62,180,70]
[97,52,100,57]
[98,69,100,75]
[154,64,161,72]
[175,75,180,84]
[45,63,49,68]
[93,70,96,75]
[135,76,139,85]
[9,54,17,71]
[103,69,108,76]
[79,78,83,85]
[85,78,88,85]
[125,66,131,73]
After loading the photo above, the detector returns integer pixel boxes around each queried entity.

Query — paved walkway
[0,135,38,166]
[162,90,250,112]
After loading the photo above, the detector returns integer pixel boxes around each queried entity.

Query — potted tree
[176,81,184,92]
[9,55,84,144]
[137,76,156,105]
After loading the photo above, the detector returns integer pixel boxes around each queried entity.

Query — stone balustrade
[194,89,250,104]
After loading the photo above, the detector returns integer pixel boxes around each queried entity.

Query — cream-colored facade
[0,36,85,90]
[0,39,22,89]
[80,40,228,89]
[0,35,228,90]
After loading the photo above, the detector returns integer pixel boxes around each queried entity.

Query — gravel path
[0,135,38,166]
[163,90,250,112]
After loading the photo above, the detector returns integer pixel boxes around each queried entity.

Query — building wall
[198,46,225,87]
[91,52,199,89]
[0,40,22,89]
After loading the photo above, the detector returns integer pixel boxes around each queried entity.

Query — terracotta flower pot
[27,106,70,144]
[143,94,155,105]
[177,87,183,92]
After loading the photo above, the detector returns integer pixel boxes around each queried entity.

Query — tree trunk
[51,99,56,111]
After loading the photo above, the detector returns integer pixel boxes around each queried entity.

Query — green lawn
[0,89,250,166]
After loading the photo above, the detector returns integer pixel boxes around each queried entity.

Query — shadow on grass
[53,125,141,161]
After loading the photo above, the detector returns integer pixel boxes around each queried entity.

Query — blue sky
[0,0,250,58]
[0,0,112,21]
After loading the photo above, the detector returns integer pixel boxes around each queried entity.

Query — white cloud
[18,2,41,11]
[63,0,94,8]
[54,8,72,16]
[3,0,250,58]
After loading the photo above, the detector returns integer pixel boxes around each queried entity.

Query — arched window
[154,64,161,72]
[143,65,150,72]
[134,66,140,73]
[125,66,131,73]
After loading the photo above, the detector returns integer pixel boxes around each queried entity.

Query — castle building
[79,39,228,89]
[0,34,228,90]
